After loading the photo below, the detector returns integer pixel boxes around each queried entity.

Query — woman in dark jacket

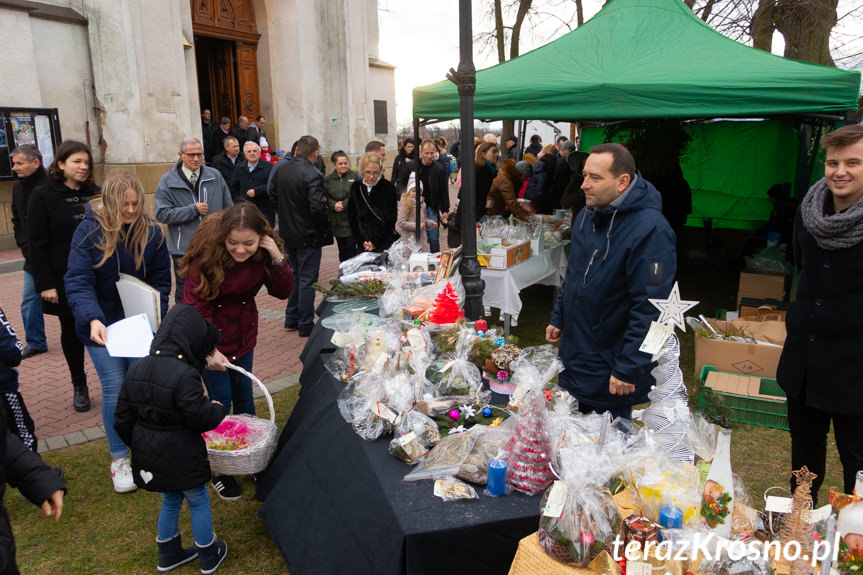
[523,144,558,214]
[180,203,292,500]
[347,153,399,253]
[391,138,415,187]
[324,151,358,261]
[114,304,228,574]
[473,142,499,219]
[65,170,171,493]
[26,140,100,414]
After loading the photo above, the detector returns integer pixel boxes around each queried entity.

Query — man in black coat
[397,139,449,252]
[230,141,275,227]
[269,135,331,337]
[211,136,242,188]
[229,116,249,149]
[10,145,48,359]
[210,117,231,161]
[776,124,863,502]
[201,109,217,163]
[245,115,267,149]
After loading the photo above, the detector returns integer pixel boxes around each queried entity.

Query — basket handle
[223,363,276,427]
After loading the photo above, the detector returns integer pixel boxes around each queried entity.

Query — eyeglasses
[182,152,204,158]
[362,170,381,177]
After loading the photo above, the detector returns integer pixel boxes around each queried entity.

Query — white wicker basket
[206,363,278,476]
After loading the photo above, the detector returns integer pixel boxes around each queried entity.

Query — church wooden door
[191,0,260,123]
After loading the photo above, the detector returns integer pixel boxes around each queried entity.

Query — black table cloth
[256,303,541,575]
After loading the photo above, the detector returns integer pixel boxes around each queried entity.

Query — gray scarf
[801,178,863,250]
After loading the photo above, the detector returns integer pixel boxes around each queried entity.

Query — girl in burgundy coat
[179,203,293,499]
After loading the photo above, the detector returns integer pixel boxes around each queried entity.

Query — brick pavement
[0,243,343,453]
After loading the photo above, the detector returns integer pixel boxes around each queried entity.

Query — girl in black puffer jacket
[114,305,228,574]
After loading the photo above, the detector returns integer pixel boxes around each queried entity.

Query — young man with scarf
[777,124,863,503]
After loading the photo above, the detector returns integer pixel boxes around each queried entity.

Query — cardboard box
[737,269,785,309]
[703,370,784,402]
[738,297,789,321]
[694,319,784,379]
[477,240,531,269]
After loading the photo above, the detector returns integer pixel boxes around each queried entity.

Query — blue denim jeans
[425,207,440,253]
[21,271,46,350]
[86,346,136,459]
[157,484,214,546]
[203,350,255,416]
[285,247,322,331]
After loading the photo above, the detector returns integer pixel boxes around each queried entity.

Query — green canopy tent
[412,0,861,229]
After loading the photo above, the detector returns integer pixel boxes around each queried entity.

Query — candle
[486,458,507,497]
[658,505,684,529]
[475,319,488,333]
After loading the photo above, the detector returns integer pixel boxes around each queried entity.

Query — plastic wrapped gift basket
[204,363,278,475]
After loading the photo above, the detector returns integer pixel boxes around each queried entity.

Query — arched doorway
[191,0,261,123]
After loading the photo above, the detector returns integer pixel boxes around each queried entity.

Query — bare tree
[687,0,861,68]
[752,0,838,66]
[476,0,583,141]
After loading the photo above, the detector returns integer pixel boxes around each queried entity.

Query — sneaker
[211,475,242,501]
[110,458,137,493]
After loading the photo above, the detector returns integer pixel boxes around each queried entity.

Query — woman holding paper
[179,203,293,500]
[65,170,172,493]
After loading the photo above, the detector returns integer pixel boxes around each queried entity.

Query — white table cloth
[481,243,567,331]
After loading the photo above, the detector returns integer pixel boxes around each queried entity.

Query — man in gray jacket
[155,137,233,298]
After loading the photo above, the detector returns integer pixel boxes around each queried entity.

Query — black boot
[73,381,90,413]
[157,533,198,573]
[197,535,227,575]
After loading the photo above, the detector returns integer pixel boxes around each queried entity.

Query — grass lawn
[9,387,299,574]
[6,263,843,573]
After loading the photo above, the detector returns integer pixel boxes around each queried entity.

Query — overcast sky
[378,0,862,125]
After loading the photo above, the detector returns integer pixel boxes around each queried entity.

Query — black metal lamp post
[447,0,484,320]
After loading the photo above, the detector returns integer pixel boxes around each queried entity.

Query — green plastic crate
[697,365,788,430]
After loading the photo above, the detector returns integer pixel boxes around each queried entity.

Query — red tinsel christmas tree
[505,399,553,494]
[428,282,464,324]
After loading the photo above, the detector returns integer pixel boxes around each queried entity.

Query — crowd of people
[6,115,861,574]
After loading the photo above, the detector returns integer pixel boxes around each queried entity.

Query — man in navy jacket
[546,143,676,419]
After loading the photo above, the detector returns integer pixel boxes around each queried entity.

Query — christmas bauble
[580,531,596,546]
[449,409,460,421]
[482,407,493,417]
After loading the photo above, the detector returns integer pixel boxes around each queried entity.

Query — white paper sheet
[105,314,154,358]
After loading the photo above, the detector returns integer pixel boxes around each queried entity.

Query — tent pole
[794,121,813,200]
[447,0,484,320]
[520,121,528,160]
[413,117,421,245]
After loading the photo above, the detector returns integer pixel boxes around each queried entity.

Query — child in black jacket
[114,305,228,574]
[0,305,36,452]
